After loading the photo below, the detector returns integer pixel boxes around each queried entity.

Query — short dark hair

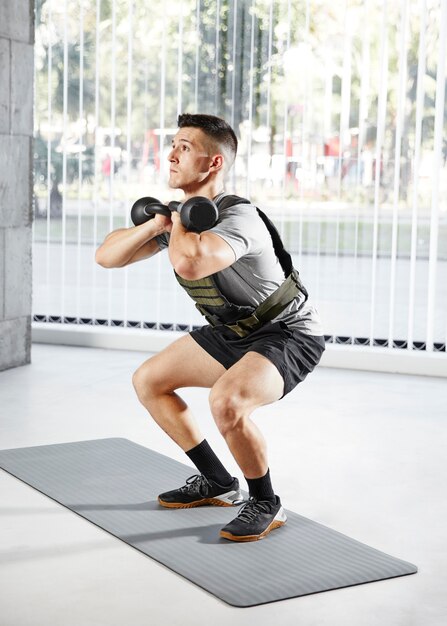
[177,113,238,166]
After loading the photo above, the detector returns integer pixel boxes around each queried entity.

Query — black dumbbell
[130,197,171,226]
[130,196,218,233]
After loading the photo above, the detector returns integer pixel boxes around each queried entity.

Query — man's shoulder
[215,199,260,230]
[216,195,259,220]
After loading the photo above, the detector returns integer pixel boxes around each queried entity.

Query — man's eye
[182,145,189,151]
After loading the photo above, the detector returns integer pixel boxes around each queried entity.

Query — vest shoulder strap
[216,194,293,278]
[216,194,251,211]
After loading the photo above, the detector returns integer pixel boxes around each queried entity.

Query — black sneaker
[219,496,287,541]
[158,474,242,509]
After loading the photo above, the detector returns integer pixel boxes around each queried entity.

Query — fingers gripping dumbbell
[167,197,218,233]
[130,196,218,233]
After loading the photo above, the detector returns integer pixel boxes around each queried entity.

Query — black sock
[186,439,233,486]
[245,469,276,503]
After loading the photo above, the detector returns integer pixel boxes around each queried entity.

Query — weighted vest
[174,195,308,338]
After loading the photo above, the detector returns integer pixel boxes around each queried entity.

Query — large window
[33,0,447,351]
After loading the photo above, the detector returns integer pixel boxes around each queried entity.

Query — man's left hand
[170,211,182,229]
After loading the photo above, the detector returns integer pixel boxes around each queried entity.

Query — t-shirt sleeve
[209,204,262,261]
[154,232,170,250]
[153,203,263,260]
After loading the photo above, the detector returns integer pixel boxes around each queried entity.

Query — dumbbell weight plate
[180,196,218,232]
[131,197,171,226]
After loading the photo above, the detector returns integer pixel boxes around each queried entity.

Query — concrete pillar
[0,1,34,371]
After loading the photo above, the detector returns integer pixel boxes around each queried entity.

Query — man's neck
[181,178,225,201]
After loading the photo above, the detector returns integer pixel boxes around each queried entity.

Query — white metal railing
[33,0,447,361]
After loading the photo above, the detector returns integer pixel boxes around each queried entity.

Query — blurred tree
[34,0,445,204]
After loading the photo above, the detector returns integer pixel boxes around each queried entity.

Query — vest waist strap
[224,269,308,337]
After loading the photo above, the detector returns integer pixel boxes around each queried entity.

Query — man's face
[167,127,217,191]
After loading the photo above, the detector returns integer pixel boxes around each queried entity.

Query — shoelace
[180,474,210,496]
[234,497,274,524]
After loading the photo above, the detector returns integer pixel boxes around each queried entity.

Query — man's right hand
[153,213,173,233]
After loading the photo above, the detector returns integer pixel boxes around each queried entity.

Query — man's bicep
[198,232,237,274]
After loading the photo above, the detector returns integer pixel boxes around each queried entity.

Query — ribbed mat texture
[0,438,417,607]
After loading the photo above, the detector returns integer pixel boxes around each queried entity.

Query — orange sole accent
[219,519,286,542]
[158,497,236,509]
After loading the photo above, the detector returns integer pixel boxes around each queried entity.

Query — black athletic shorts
[190,320,326,398]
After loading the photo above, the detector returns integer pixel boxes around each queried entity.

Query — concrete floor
[0,343,446,626]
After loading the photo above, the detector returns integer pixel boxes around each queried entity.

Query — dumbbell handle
[168,200,181,213]
[131,195,218,232]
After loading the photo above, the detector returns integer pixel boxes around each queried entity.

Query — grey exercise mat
[0,438,417,607]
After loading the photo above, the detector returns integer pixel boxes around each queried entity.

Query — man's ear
[209,154,224,172]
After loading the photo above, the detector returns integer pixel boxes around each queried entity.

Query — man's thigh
[136,333,227,390]
[210,351,284,411]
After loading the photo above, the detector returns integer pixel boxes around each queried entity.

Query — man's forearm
[96,220,166,268]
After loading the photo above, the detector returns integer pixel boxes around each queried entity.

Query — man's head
[168,114,238,196]
[177,114,238,171]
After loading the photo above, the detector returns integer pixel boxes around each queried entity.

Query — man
[96,113,325,542]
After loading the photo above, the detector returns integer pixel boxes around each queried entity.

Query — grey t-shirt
[155,195,323,335]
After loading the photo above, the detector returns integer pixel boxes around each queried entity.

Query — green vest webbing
[174,195,308,337]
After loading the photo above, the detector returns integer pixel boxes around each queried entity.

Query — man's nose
[168,147,178,162]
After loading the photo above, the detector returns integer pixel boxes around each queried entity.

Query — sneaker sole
[220,509,287,542]
[158,496,238,509]
[220,519,286,541]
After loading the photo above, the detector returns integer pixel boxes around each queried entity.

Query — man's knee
[209,388,246,437]
[132,363,151,403]
[132,358,169,402]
